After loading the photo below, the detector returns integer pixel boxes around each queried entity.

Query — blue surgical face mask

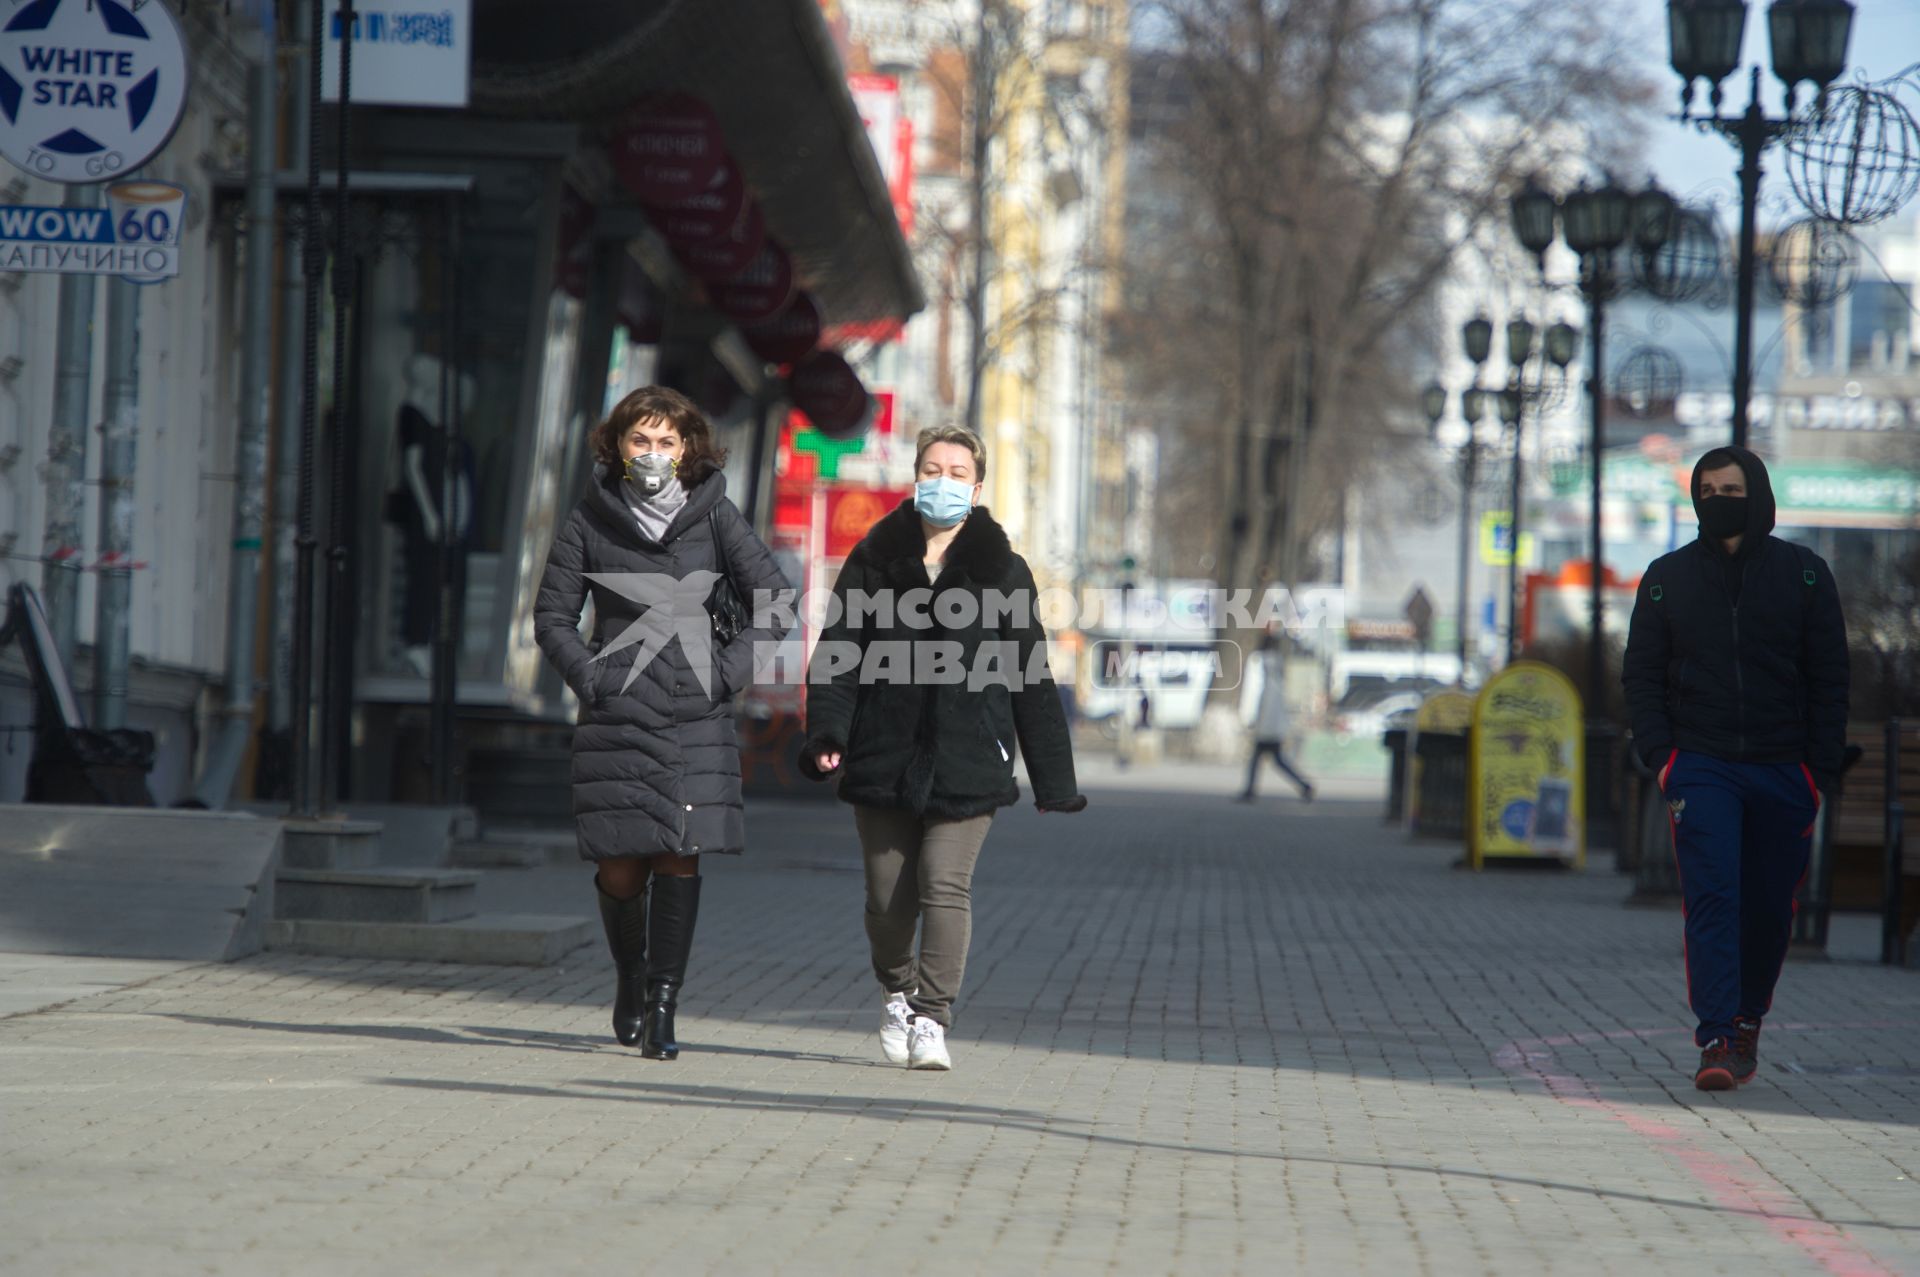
[914,476,975,528]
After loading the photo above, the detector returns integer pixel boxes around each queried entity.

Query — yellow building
[978,0,1129,595]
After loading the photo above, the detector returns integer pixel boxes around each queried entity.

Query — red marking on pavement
[1495,1024,1904,1276]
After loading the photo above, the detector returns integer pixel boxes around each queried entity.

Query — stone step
[280,819,384,870]
[450,830,577,868]
[274,867,480,924]
[265,914,596,966]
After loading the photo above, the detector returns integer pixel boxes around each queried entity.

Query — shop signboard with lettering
[1468,661,1585,868]
[322,0,471,107]
[0,178,184,280]
[614,93,727,204]
[0,0,189,184]
[1549,455,1920,526]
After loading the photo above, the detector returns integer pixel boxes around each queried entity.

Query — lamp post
[1423,381,1468,679]
[1440,315,1512,679]
[1503,319,1536,667]
[1424,379,1497,683]
[1461,316,1493,672]
[1668,0,1855,448]
[1509,175,1672,712]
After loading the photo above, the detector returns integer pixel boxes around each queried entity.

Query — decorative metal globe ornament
[1764,215,1859,307]
[1613,345,1686,418]
[1783,85,1920,226]
[1635,204,1728,302]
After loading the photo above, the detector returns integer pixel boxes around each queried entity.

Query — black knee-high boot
[641,875,701,1061]
[595,878,648,1047]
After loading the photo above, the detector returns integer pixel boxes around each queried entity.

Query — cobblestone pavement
[4,780,1918,1276]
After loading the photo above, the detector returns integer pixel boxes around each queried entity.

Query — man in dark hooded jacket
[1622,446,1848,1092]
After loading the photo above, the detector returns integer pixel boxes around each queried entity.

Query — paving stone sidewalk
[3,780,1917,1276]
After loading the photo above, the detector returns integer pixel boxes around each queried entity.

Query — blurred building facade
[0,0,922,809]
[838,0,1135,599]
[0,9,262,803]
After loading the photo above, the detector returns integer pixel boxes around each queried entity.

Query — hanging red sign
[611,93,728,203]
[648,163,748,246]
[869,388,896,436]
[741,292,822,366]
[709,241,795,324]
[674,202,766,281]
[790,349,868,438]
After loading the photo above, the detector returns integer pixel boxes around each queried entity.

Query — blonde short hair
[913,425,986,483]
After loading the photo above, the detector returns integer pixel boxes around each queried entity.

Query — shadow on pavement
[185,791,1920,1131]
[366,1073,1920,1232]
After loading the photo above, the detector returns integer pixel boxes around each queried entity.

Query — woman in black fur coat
[802,426,1086,1070]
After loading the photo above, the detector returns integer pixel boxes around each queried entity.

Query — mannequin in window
[386,352,475,677]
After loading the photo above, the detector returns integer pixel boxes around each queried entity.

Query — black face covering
[1696,495,1749,540]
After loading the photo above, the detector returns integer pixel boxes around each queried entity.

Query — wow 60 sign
[0,0,189,184]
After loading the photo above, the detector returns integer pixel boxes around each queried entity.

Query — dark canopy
[473,0,923,327]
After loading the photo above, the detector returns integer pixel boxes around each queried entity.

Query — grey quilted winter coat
[533,467,791,861]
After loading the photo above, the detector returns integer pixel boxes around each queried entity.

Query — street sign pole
[42,184,97,675]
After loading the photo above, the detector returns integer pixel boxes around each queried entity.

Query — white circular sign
[0,0,189,184]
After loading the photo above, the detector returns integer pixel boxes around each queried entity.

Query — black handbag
[706,507,749,644]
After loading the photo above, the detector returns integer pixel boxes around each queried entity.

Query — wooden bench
[1825,720,1920,962]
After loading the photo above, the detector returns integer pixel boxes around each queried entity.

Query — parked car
[1331,687,1427,742]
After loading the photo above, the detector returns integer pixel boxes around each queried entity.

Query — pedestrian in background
[1622,446,1848,1091]
[534,387,791,1061]
[801,426,1087,1071]
[1237,628,1314,803]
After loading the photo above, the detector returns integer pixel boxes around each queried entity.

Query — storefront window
[502,287,584,694]
[352,156,560,694]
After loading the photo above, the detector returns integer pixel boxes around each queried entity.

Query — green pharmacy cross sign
[789,426,866,480]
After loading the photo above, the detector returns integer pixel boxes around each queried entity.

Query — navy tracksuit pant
[1661,749,1821,1047]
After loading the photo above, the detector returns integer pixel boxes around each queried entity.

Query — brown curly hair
[590,386,729,487]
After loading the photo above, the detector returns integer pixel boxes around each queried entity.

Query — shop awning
[471,0,924,328]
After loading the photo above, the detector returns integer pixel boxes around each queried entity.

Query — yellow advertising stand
[1468,662,1585,869]
[1405,690,1475,831]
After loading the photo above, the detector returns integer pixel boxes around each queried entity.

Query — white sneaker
[907,1016,951,1071]
[879,992,913,1065]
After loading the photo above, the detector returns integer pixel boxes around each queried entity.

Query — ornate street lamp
[1462,315,1494,367]
[1669,0,1748,114]
[1631,185,1681,256]
[1506,318,1536,368]
[1435,365,1493,678]
[1768,0,1855,110]
[1562,178,1633,258]
[1668,0,1855,447]
[1439,311,1521,678]
[1506,174,1671,781]
[1510,178,1559,267]
[1545,320,1580,369]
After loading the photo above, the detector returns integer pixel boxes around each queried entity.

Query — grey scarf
[624,475,689,543]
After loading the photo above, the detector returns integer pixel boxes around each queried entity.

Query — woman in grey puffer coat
[534,386,791,1060]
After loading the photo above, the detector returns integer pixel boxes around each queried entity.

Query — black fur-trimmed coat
[800,501,1084,819]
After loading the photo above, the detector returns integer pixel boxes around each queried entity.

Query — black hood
[1691,445,1776,552]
